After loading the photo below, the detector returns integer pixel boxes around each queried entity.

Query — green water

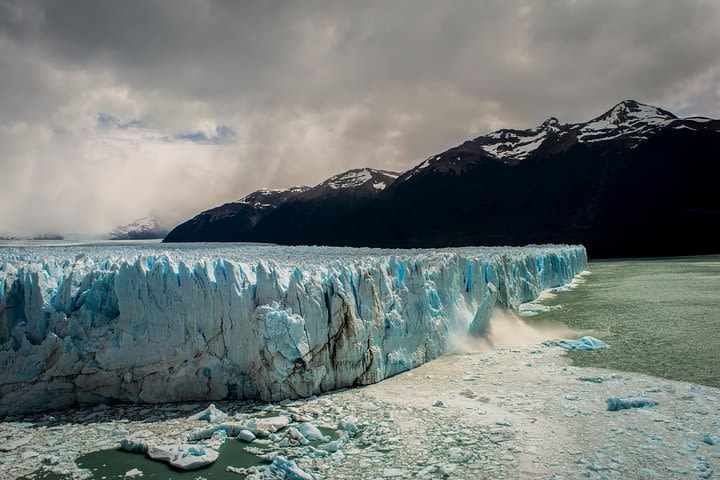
[78,441,262,479]
[31,442,262,480]
[529,255,720,387]
[26,426,340,480]
[24,441,262,480]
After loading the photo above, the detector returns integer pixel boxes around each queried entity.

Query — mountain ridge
[164,100,720,258]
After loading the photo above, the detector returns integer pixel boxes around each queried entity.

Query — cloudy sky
[1,0,719,234]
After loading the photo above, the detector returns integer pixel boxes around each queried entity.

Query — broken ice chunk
[606,397,657,411]
[237,429,256,442]
[188,404,227,423]
[543,336,608,351]
[298,423,327,442]
[244,456,315,480]
[147,444,220,470]
[341,417,359,437]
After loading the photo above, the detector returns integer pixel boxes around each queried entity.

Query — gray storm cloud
[1,0,719,234]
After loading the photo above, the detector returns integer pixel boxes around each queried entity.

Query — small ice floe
[206,430,227,451]
[579,376,605,383]
[416,465,438,477]
[298,423,327,442]
[247,415,292,432]
[148,444,220,470]
[320,431,349,453]
[0,435,31,452]
[694,455,713,479]
[606,397,658,411]
[279,427,309,447]
[341,416,359,437]
[543,336,608,351]
[519,302,561,317]
[124,468,143,478]
[120,430,155,454]
[703,433,719,445]
[188,404,227,423]
[237,429,256,442]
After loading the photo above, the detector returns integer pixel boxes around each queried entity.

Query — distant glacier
[0,244,586,415]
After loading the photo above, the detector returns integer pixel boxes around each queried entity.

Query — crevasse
[0,244,586,415]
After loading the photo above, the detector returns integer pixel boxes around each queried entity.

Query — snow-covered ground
[2,337,718,479]
[0,245,585,415]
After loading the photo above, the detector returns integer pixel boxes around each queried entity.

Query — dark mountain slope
[164,101,720,258]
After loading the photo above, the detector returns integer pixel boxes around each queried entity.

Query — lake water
[528,255,720,388]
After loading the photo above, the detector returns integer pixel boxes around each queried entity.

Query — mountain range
[164,100,720,258]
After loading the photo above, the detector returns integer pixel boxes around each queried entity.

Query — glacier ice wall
[0,244,586,415]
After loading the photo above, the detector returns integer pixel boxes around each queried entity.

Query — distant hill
[108,216,170,240]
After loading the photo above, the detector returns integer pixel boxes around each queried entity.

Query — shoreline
[2,343,718,480]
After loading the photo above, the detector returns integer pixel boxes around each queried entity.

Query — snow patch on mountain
[471,100,696,162]
[322,168,400,190]
[577,100,676,143]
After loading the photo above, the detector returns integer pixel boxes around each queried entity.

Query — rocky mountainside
[164,169,399,243]
[164,100,720,257]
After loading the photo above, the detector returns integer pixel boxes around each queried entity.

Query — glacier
[0,244,586,415]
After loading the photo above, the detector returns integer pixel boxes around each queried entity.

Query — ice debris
[124,468,143,478]
[242,455,315,480]
[606,397,658,411]
[119,431,155,454]
[543,336,608,351]
[189,404,227,423]
[238,429,256,442]
[0,436,31,452]
[579,376,605,383]
[340,417,359,437]
[297,423,327,442]
[703,433,719,445]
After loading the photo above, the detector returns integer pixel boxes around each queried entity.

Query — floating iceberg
[0,244,585,414]
[188,403,227,423]
[606,397,658,411]
[147,443,220,470]
[544,336,608,351]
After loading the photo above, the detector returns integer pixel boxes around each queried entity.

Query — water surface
[529,255,720,387]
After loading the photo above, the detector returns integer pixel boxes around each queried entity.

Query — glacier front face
[0,244,586,415]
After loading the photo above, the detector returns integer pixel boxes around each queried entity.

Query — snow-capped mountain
[108,216,170,240]
[164,169,399,242]
[166,100,720,257]
[402,99,716,178]
[199,186,311,222]
[320,168,399,191]
[303,168,400,199]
